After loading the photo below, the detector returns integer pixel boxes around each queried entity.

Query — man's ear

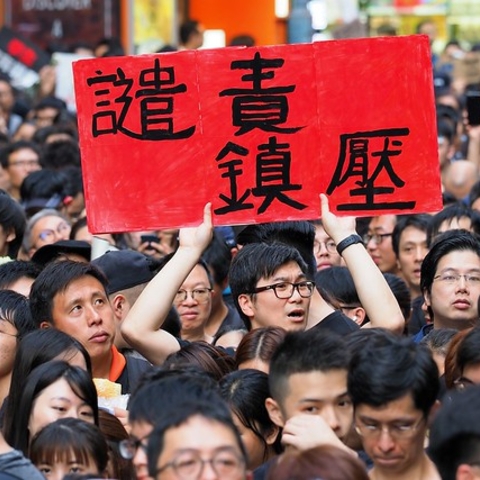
[237,293,254,318]
[265,397,285,428]
[111,294,129,320]
[39,321,52,329]
[456,463,479,480]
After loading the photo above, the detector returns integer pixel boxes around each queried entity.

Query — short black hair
[314,266,359,309]
[429,386,480,480]
[202,231,232,285]
[0,190,26,258]
[128,369,220,425]
[421,229,480,299]
[457,327,480,373]
[147,400,246,478]
[29,260,108,328]
[229,243,309,330]
[391,214,431,257]
[236,221,316,279]
[348,331,439,417]
[0,140,41,169]
[0,289,35,339]
[428,203,480,244]
[269,329,349,405]
[179,20,201,45]
[41,139,81,170]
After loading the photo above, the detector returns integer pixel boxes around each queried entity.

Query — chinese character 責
[219,52,304,136]
[327,128,415,211]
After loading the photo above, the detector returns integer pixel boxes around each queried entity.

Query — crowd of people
[0,15,480,480]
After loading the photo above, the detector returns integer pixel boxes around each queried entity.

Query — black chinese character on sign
[214,142,254,215]
[86,58,195,140]
[252,136,307,214]
[219,52,304,136]
[135,58,195,140]
[87,68,126,136]
[327,128,415,211]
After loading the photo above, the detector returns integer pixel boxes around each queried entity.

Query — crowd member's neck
[7,186,20,202]
[306,288,335,329]
[370,454,440,480]
[91,349,113,379]
[205,297,228,338]
[0,372,11,408]
[181,326,209,343]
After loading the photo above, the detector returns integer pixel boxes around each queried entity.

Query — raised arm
[320,194,404,333]
[121,204,213,364]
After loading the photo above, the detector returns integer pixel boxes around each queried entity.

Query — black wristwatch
[336,234,364,256]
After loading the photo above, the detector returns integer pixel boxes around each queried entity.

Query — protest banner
[73,35,442,233]
[0,26,50,89]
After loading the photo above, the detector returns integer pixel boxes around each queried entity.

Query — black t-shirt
[310,310,359,335]
[214,304,246,340]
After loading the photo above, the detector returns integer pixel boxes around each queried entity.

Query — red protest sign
[73,35,441,233]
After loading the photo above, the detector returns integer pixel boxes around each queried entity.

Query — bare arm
[320,194,404,333]
[121,204,213,364]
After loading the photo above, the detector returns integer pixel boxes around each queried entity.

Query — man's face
[173,264,212,338]
[355,393,427,476]
[276,369,352,441]
[314,225,342,271]
[397,226,429,293]
[239,261,310,331]
[424,249,480,329]
[438,135,453,169]
[50,276,116,363]
[0,317,18,380]
[0,81,14,112]
[366,215,398,273]
[155,415,246,480]
[129,420,154,480]
[29,215,71,256]
[6,147,41,190]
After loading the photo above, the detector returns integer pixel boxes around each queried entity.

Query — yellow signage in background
[133,0,176,53]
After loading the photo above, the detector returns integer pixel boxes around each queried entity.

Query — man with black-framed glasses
[349,331,441,480]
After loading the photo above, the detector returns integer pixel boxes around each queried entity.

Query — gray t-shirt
[0,449,44,480]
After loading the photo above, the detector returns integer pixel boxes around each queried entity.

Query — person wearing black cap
[92,250,162,354]
[429,385,480,480]
[31,240,91,266]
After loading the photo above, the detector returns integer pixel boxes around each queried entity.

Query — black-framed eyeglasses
[249,281,315,299]
[174,288,213,303]
[155,448,245,479]
[119,433,150,460]
[363,233,392,245]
